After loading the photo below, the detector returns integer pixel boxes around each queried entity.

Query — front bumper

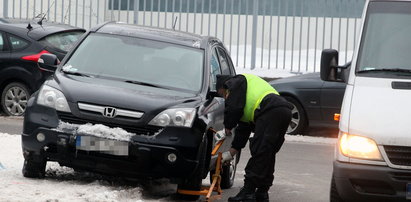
[333,160,411,202]
[22,127,200,180]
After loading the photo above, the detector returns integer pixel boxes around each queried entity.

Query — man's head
[216,75,232,98]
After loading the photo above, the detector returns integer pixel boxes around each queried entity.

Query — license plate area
[76,136,129,156]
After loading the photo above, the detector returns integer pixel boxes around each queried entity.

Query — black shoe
[228,186,256,202]
[255,192,269,202]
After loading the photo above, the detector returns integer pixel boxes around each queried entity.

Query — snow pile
[285,134,337,145]
[55,121,135,142]
[77,123,135,142]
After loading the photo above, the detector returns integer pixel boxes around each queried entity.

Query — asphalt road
[0,116,335,202]
[0,116,23,134]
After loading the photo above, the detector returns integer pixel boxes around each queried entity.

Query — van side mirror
[321,49,339,81]
[38,53,59,72]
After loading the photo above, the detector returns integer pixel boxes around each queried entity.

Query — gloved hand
[214,131,226,142]
[221,151,234,163]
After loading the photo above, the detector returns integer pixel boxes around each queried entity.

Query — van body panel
[348,76,411,146]
[338,84,353,133]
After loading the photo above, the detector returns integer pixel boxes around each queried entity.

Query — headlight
[149,108,196,127]
[339,133,382,161]
[37,85,71,112]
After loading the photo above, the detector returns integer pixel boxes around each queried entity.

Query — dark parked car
[0,18,85,116]
[22,22,239,199]
[270,72,346,135]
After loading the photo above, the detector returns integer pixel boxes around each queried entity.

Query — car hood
[49,73,202,119]
[348,76,411,146]
[270,73,323,89]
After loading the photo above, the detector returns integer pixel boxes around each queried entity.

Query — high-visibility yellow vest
[240,73,279,123]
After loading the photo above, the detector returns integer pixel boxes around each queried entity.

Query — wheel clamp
[177,128,225,201]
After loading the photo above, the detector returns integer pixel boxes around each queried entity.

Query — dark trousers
[244,106,292,188]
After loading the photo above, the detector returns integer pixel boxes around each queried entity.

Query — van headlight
[37,85,71,112]
[339,133,383,161]
[149,108,196,127]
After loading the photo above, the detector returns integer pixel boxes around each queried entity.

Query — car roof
[94,22,217,50]
[0,18,85,40]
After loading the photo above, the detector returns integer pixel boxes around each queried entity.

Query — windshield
[356,2,411,77]
[63,33,204,92]
[40,31,84,52]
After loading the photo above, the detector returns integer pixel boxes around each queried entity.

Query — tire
[22,158,46,178]
[330,176,344,202]
[210,151,240,189]
[284,96,308,135]
[1,82,31,116]
[177,137,208,201]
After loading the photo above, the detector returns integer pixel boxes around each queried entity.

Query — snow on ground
[285,134,337,145]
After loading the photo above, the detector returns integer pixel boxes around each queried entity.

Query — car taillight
[21,50,50,62]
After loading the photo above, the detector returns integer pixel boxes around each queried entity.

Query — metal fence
[0,0,366,73]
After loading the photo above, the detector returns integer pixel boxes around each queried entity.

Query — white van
[321,0,411,201]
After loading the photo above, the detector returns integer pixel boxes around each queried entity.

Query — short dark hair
[216,75,233,90]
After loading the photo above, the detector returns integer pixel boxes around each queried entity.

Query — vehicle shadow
[44,165,195,201]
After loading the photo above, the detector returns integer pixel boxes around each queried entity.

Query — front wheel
[22,158,46,178]
[176,137,208,200]
[284,96,308,135]
[210,151,240,189]
[1,82,31,116]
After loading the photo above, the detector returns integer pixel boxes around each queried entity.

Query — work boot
[255,187,269,202]
[228,185,256,202]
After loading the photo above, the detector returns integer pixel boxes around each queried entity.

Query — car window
[210,48,222,91]
[40,31,84,52]
[216,47,231,75]
[9,35,29,50]
[63,33,204,92]
[226,51,236,75]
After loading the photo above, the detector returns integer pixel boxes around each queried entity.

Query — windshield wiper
[61,69,91,77]
[357,68,411,74]
[125,80,169,89]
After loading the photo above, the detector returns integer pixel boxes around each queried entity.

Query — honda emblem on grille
[103,107,117,118]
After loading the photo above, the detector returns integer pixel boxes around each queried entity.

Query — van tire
[330,177,344,202]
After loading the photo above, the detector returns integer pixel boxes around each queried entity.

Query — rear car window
[9,35,29,50]
[41,31,84,52]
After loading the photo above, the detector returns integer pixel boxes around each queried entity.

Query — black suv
[22,22,238,198]
[0,18,85,116]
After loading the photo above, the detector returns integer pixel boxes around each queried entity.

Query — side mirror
[207,90,220,99]
[38,53,59,72]
[320,49,339,81]
[199,97,223,116]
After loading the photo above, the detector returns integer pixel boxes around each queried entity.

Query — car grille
[57,112,162,136]
[390,172,411,181]
[384,145,411,166]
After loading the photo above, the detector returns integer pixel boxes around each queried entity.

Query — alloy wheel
[4,86,29,116]
[287,103,300,134]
